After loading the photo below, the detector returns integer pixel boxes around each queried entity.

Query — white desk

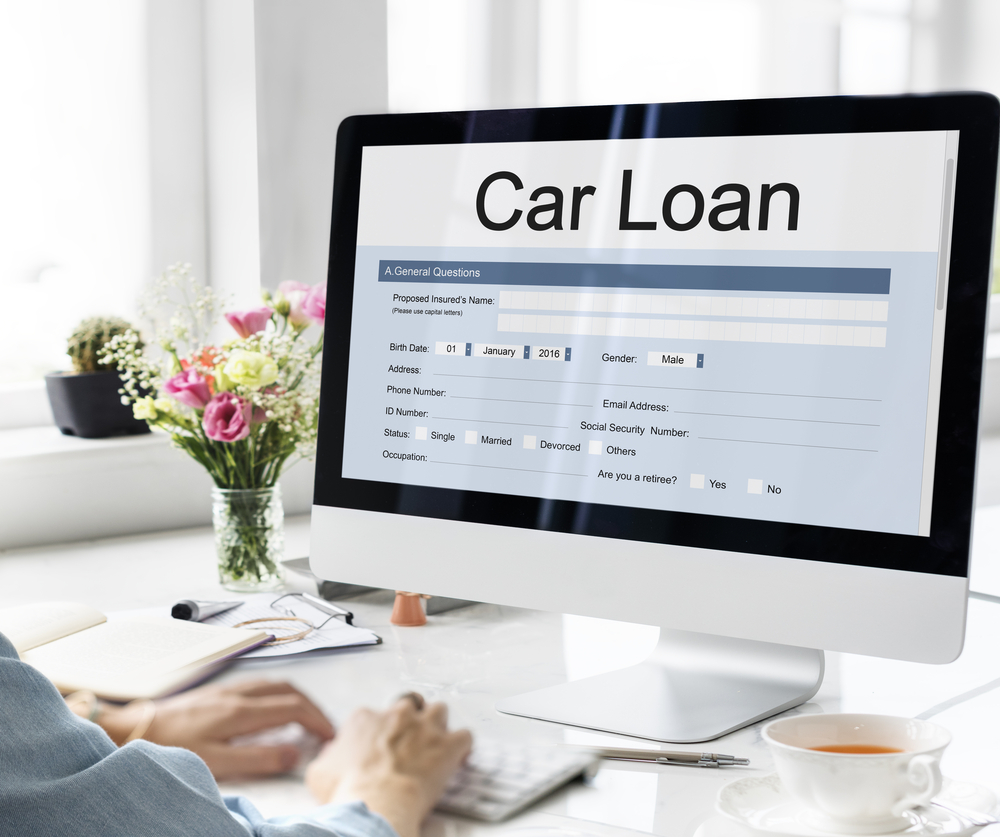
[2,516,1000,837]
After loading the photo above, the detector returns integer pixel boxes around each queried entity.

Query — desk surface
[2,515,1000,837]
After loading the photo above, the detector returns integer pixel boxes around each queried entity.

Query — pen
[300,592,354,625]
[171,599,243,622]
[568,745,749,768]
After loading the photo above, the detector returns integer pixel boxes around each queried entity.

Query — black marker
[171,599,243,622]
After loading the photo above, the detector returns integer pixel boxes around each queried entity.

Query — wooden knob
[390,591,427,626]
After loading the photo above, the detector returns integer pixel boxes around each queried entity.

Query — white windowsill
[0,426,315,550]
[0,380,55,430]
[0,425,165,460]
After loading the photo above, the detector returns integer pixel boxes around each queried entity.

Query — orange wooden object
[390,591,427,626]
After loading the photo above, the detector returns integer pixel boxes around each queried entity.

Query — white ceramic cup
[762,714,951,834]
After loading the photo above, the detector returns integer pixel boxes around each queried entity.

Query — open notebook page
[0,601,106,654]
[21,616,269,700]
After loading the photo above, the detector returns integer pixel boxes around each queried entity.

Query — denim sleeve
[0,631,400,837]
[226,797,402,837]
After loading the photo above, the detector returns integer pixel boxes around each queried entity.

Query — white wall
[254,0,389,291]
[148,0,209,285]
[912,0,1000,95]
[204,0,262,309]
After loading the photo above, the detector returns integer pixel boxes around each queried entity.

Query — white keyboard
[436,742,600,822]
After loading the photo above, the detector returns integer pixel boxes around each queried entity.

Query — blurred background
[0,0,1000,551]
[4,0,1000,547]
[1,0,997,402]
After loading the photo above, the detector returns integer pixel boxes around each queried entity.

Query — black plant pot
[44,371,151,439]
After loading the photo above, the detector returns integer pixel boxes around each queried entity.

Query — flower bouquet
[102,265,326,590]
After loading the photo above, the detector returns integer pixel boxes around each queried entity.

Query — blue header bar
[378,260,890,294]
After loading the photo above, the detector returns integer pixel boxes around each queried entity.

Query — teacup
[762,714,951,834]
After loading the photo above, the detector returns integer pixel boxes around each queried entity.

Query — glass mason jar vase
[212,485,285,591]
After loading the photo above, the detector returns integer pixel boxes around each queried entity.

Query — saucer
[715,774,997,837]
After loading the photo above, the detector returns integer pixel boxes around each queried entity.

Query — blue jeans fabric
[0,632,398,837]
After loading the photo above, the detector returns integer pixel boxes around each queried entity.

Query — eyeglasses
[270,592,355,628]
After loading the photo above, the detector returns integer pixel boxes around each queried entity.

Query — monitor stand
[495,627,825,743]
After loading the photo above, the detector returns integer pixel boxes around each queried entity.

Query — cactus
[67,316,141,374]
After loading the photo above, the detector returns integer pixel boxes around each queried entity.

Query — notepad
[0,601,270,701]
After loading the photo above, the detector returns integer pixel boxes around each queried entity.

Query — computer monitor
[310,94,999,743]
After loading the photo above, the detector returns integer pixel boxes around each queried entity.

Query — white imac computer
[310,94,999,742]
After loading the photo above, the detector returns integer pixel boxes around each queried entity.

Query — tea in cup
[762,714,951,834]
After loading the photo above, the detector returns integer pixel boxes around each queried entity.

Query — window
[840,0,912,95]
[0,0,150,384]
[387,0,919,115]
[5,2,999,388]
[386,0,999,318]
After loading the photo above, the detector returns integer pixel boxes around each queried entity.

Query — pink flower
[301,281,326,324]
[278,281,311,327]
[202,393,252,442]
[225,307,273,338]
[163,369,212,409]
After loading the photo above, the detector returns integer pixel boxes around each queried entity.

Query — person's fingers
[213,693,336,740]
[383,698,419,741]
[397,691,425,711]
[226,680,303,698]
[201,743,300,780]
[388,696,419,721]
[313,738,339,759]
[450,728,474,759]
[391,694,422,714]
[425,701,449,728]
[336,706,377,743]
[206,681,335,740]
[348,706,378,728]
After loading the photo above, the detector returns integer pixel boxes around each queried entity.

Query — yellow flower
[154,398,174,414]
[214,366,235,393]
[223,350,279,390]
[133,396,158,420]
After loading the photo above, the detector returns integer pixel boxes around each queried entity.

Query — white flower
[133,397,158,420]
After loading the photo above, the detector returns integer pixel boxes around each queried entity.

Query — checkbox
[523,435,536,449]
[465,430,477,444]
[690,473,705,489]
[588,440,602,455]
[415,426,427,440]
[747,478,763,494]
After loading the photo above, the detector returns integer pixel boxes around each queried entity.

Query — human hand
[305,694,472,837]
[101,680,335,780]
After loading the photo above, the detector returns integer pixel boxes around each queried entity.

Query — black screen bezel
[315,94,998,578]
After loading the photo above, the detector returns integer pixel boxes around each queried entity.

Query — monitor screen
[312,96,997,664]
[345,130,950,538]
